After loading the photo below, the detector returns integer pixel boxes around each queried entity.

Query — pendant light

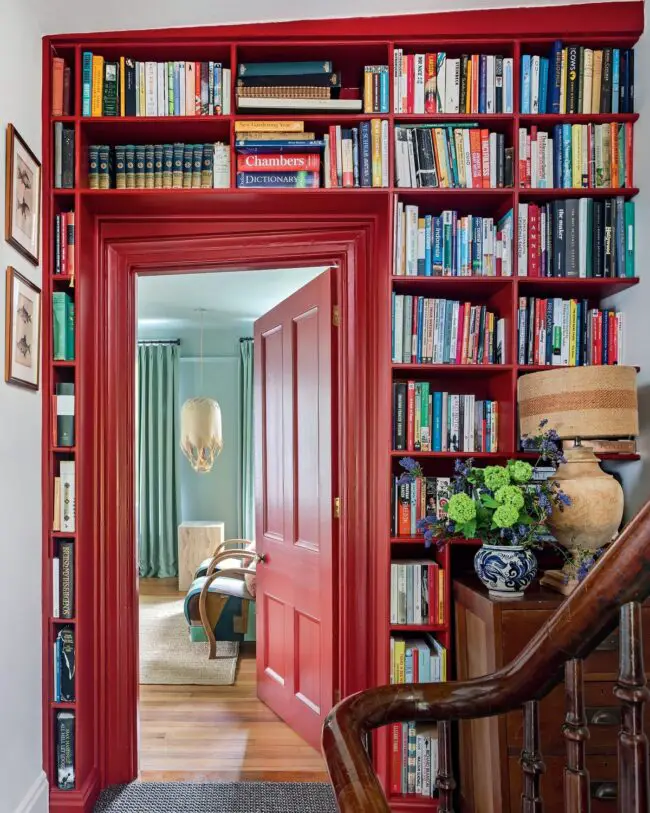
[180,309,223,473]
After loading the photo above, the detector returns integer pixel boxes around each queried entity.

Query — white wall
[0,4,47,813]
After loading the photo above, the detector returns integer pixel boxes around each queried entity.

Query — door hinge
[332,305,341,327]
[333,497,341,519]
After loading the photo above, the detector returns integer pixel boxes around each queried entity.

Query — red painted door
[254,269,336,751]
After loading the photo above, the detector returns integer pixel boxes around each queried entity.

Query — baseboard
[14,771,48,813]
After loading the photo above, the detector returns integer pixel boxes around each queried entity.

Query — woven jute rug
[139,596,238,685]
[95,781,337,813]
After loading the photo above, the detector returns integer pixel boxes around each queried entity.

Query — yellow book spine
[119,56,125,117]
[569,299,577,366]
[91,55,104,116]
[396,640,406,684]
[571,123,581,188]
[434,129,449,188]
[465,59,472,114]
[234,120,305,133]
[592,51,603,114]
[371,118,382,187]
[364,68,373,114]
[438,569,444,624]
[441,646,447,681]
[559,48,568,113]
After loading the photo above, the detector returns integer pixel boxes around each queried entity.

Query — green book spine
[98,145,111,189]
[172,142,184,188]
[102,61,119,116]
[154,144,163,189]
[135,144,145,188]
[55,382,75,447]
[125,145,135,188]
[52,293,67,360]
[420,381,430,450]
[585,198,593,278]
[168,62,174,116]
[88,145,99,189]
[191,144,202,188]
[625,201,635,277]
[618,124,626,187]
[114,145,126,189]
[182,143,193,188]
[162,144,173,189]
[144,144,154,189]
[66,298,75,361]
[201,144,213,188]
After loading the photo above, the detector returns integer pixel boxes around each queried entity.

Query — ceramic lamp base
[540,569,578,596]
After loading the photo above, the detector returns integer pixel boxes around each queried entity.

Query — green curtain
[239,338,255,541]
[137,343,180,578]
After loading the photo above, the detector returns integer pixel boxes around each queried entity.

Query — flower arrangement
[397,421,571,550]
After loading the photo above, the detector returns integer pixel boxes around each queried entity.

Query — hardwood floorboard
[138,578,329,783]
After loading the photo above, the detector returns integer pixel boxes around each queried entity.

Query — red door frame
[83,198,390,786]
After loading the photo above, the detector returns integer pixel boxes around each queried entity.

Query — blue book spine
[504,58,513,113]
[451,211,458,276]
[539,57,549,114]
[432,217,443,275]
[553,125,563,190]
[521,54,531,114]
[380,67,389,113]
[549,40,563,114]
[479,55,487,113]
[424,215,432,276]
[82,52,93,116]
[612,49,620,114]
[174,64,181,115]
[417,297,424,364]
[352,127,360,187]
[545,299,554,362]
[405,646,414,681]
[236,171,320,188]
[235,139,325,153]
[433,391,443,452]
[562,124,572,188]
[238,60,333,78]
[360,122,372,187]
[473,217,482,274]
[214,64,222,112]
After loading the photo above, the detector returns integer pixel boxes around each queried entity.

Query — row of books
[87,143,231,190]
[53,292,75,361]
[517,198,635,279]
[393,50,514,115]
[391,296,506,366]
[54,125,75,189]
[521,43,634,115]
[393,384,499,453]
[52,540,74,619]
[391,721,439,798]
[393,203,513,277]
[53,212,75,276]
[82,53,231,116]
[390,562,446,626]
[324,121,389,188]
[52,57,72,116]
[518,123,633,189]
[363,65,390,113]
[53,462,76,533]
[52,383,75,448]
[56,711,75,790]
[391,636,448,684]
[53,627,75,703]
[392,476,449,538]
[395,124,513,189]
[517,297,623,366]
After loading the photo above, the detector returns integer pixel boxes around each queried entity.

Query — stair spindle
[521,699,545,813]
[436,719,456,813]
[614,602,650,813]
[563,658,591,813]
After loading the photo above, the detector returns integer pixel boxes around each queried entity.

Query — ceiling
[137,266,327,331]
[30,0,620,35]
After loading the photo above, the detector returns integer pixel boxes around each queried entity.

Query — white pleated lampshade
[180,397,223,473]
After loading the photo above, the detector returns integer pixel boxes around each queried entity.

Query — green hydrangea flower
[493,503,519,528]
[508,460,534,484]
[447,492,477,524]
[483,465,510,491]
[494,485,525,511]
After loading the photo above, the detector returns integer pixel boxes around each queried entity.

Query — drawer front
[501,608,650,678]
[507,682,621,754]
[509,754,617,813]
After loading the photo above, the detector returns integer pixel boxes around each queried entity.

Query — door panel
[254,270,335,750]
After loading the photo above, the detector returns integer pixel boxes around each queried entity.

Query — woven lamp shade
[180,397,223,473]
[518,365,639,440]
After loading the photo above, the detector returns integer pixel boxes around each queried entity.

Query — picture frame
[5,266,41,390]
[5,124,42,265]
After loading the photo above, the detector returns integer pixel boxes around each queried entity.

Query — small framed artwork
[5,266,41,390]
[5,124,42,265]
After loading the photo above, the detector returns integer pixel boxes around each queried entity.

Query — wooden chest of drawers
[453,576,650,813]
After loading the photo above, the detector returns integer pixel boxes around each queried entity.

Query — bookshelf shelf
[51,446,76,453]
[518,112,639,125]
[51,702,76,710]
[50,618,77,625]
[390,624,447,633]
[390,451,506,459]
[392,363,513,374]
[52,360,76,368]
[517,277,640,296]
[518,186,639,199]
[50,531,76,539]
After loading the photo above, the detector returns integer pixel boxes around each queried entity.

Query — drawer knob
[587,707,622,726]
[591,781,617,800]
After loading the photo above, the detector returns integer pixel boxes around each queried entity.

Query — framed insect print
[5,125,41,265]
[5,267,41,390]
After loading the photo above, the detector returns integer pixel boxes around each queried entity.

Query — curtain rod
[138,339,181,345]
[239,337,253,342]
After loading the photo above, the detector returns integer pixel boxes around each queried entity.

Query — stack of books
[52,382,75,448]
[390,562,446,625]
[392,295,506,366]
[517,297,623,366]
[394,203,513,277]
[392,475,450,537]
[517,197,635,278]
[395,124,513,189]
[363,65,390,112]
[235,121,321,189]
[87,143,230,189]
[52,57,73,115]
[82,53,231,116]
[520,43,635,115]
[518,122,633,189]
[54,212,75,276]
[236,60,362,112]
[393,382,498,453]
[393,50,514,114]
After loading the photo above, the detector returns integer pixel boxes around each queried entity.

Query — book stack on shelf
[394,203,513,277]
[392,475,450,537]
[52,57,72,116]
[517,197,635,278]
[395,124,513,189]
[520,42,635,115]
[82,52,231,116]
[518,121,633,189]
[390,562,446,626]
[53,212,75,276]
[363,65,390,113]
[517,297,623,366]
[236,60,363,112]
[235,122,322,189]
[393,382,499,453]
[392,296,506,365]
[393,50,514,114]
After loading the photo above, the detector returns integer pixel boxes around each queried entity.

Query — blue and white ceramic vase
[474,544,537,598]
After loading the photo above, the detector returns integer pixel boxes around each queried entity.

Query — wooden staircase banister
[322,499,650,812]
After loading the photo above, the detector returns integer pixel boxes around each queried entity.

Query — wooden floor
[138,578,329,783]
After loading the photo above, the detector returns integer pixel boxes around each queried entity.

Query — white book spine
[222,69,231,114]
[393,296,404,362]
[393,199,401,273]
[390,564,398,623]
[450,304,459,367]
[436,53,446,113]
[401,54,408,114]
[518,203,529,276]
[406,130,417,187]
[213,143,230,188]
[162,62,169,116]
[60,461,75,532]
[397,565,406,624]
[531,135,539,188]
[381,119,389,188]
[342,137,353,187]
[489,132,497,188]
[157,63,166,116]
[538,131,548,188]
[393,48,403,113]
[582,49,594,115]
[414,54,425,114]
[145,62,157,116]
[426,300,435,362]
[462,128,472,189]
[546,136,554,187]
[531,55,540,113]
[414,566,422,623]
[445,58,460,113]
[406,205,418,276]
[486,55,495,113]
[179,61,186,116]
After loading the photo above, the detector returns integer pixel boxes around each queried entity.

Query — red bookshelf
[41,5,644,812]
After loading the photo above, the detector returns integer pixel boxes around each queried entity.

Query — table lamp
[517,365,638,595]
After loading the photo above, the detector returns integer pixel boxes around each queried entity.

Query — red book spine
[424,53,437,114]
[528,204,540,278]
[406,380,415,451]
[236,153,320,172]
[608,311,617,364]
[594,311,603,364]
[195,62,202,115]
[480,129,490,189]
[412,296,418,362]
[67,212,75,279]
[469,129,482,188]
[406,54,415,113]
[398,487,410,536]
[390,724,402,794]
[625,122,633,187]
[429,563,437,625]
[411,644,419,682]
[60,212,67,275]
